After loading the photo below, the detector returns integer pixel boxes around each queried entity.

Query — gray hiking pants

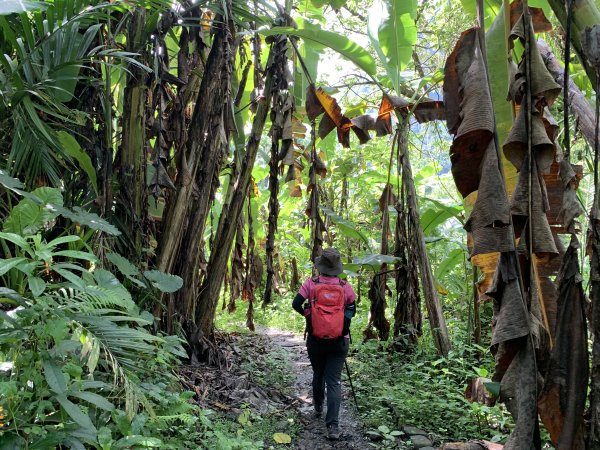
[306,335,349,427]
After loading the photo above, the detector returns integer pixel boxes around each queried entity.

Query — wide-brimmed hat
[315,248,343,276]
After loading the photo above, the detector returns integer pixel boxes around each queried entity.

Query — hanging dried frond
[508,13,561,107]
[557,159,584,234]
[228,216,246,313]
[365,274,390,342]
[305,85,443,148]
[538,237,588,449]
[508,1,553,34]
[365,184,396,342]
[444,28,495,198]
[588,220,600,446]
[486,252,539,449]
[392,196,422,351]
[264,39,294,306]
[290,257,300,292]
[306,123,324,265]
[242,196,260,332]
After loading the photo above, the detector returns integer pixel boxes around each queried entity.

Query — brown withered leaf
[280,142,296,166]
[314,153,327,178]
[444,27,495,197]
[318,114,336,140]
[464,141,514,257]
[557,159,584,234]
[509,1,553,34]
[336,121,352,148]
[413,98,445,123]
[538,237,588,450]
[504,103,556,174]
[508,15,561,106]
[444,27,479,135]
[510,154,558,255]
[374,94,410,136]
[378,183,398,212]
[314,87,345,127]
[487,251,540,450]
[306,84,325,121]
[292,115,307,139]
[351,114,376,143]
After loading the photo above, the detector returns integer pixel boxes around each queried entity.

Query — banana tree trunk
[397,114,451,356]
[156,10,234,333]
[263,132,280,306]
[193,39,280,344]
[119,7,149,260]
[547,0,600,92]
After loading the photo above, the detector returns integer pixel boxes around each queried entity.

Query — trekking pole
[345,330,359,410]
[344,360,359,411]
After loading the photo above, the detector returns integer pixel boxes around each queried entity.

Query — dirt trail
[262,329,370,449]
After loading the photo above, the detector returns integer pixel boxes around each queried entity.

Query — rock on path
[263,329,370,450]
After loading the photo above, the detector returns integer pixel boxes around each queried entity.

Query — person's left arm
[292,293,306,316]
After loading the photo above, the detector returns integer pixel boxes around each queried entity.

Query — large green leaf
[68,391,115,412]
[2,187,63,235]
[420,199,463,233]
[349,253,401,272]
[435,248,465,280]
[259,23,377,76]
[55,394,97,432]
[107,253,140,278]
[107,252,146,288]
[0,169,28,196]
[369,0,417,93]
[485,7,513,148]
[0,0,46,15]
[28,276,46,297]
[294,39,321,106]
[43,360,67,395]
[459,0,551,26]
[143,270,183,293]
[56,206,121,236]
[320,206,372,251]
[113,436,162,449]
[0,257,27,276]
[57,131,98,195]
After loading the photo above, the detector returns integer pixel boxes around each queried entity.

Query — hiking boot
[327,424,340,440]
[314,403,323,418]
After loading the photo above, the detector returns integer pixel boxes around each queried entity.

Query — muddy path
[262,328,370,449]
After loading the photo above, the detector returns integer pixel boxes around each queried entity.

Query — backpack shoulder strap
[312,276,321,284]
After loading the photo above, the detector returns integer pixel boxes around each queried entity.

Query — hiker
[292,248,356,441]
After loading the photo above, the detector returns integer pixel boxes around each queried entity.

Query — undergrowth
[216,292,515,446]
[348,339,512,446]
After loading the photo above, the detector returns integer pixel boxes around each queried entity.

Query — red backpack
[310,277,346,339]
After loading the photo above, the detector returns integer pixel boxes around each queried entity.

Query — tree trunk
[397,114,451,356]
[263,121,280,306]
[547,0,600,92]
[538,39,600,148]
[473,266,482,348]
[156,9,235,333]
[590,221,600,446]
[193,37,281,345]
[119,7,149,261]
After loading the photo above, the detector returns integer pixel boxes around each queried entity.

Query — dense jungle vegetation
[2,0,600,448]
